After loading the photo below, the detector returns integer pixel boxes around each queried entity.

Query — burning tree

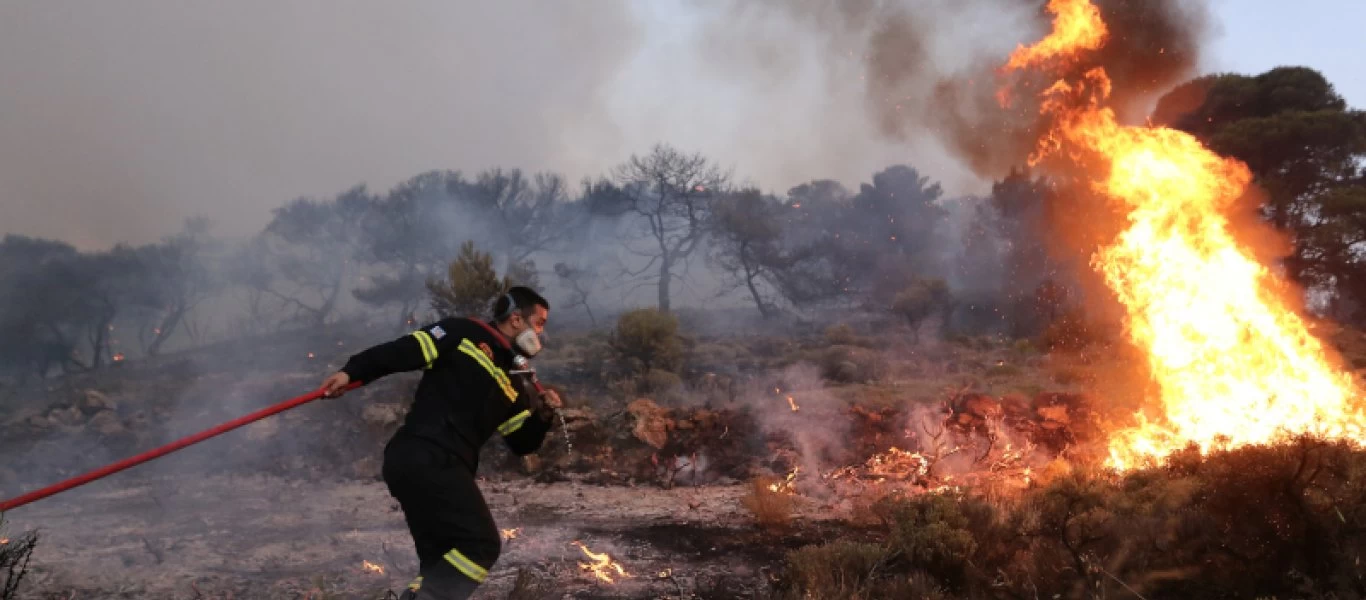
[999,0,1366,468]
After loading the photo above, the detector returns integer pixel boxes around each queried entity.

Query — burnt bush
[0,516,38,600]
[780,438,1366,599]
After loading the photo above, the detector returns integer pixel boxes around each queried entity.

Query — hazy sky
[1,0,1361,250]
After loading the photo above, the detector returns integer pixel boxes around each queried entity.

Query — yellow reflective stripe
[458,339,517,401]
[407,576,423,591]
[443,548,488,583]
[497,409,532,436]
[412,330,438,369]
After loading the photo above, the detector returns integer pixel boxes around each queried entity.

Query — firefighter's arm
[339,320,457,384]
[499,373,558,455]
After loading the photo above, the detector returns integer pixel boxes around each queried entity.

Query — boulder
[88,410,126,436]
[80,389,117,414]
[627,398,674,449]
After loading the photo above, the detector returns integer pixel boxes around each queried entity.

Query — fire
[0,538,9,545]
[500,528,520,540]
[573,541,632,584]
[111,353,125,362]
[306,352,315,359]
[768,466,799,494]
[361,560,384,575]
[1006,0,1365,469]
[1004,0,1107,71]
[786,396,800,412]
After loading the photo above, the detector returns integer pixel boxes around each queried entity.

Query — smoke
[0,1,642,249]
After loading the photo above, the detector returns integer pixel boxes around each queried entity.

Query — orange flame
[786,396,800,412]
[573,541,632,584]
[111,353,125,362]
[767,466,799,494]
[361,560,384,575]
[1004,0,1107,71]
[1006,0,1365,469]
[501,528,521,541]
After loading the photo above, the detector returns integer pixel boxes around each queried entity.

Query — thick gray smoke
[0,1,641,249]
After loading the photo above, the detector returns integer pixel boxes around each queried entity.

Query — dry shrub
[778,541,949,600]
[506,568,555,600]
[0,517,37,600]
[741,476,794,529]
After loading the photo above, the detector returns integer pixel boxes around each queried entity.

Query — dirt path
[8,473,846,599]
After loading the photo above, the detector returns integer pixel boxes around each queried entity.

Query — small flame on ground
[573,541,632,584]
[768,466,800,494]
[501,528,520,540]
[0,538,9,545]
[306,352,315,359]
[786,396,800,412]
[112,353,125,362]
[362,560,384,575]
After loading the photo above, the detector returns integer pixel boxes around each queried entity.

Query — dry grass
[740,476,795,530]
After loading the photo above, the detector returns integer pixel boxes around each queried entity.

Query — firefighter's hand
[541,389,563,410]
[321,371,351,398]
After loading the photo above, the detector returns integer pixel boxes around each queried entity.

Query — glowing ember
[865,447,929,481]
[767,466,799,494]
[1006,0,1365,469]
[0,538,8,545]
[501,528,520,540]
[361,560,384,575]
[786,396,800,412]
[573,541,632,584]
[111,353,125,362]
[306,352,315,359]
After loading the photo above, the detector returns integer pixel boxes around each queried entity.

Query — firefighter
[319,286,561,599]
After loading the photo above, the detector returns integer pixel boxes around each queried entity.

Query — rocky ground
[8,471,860,599]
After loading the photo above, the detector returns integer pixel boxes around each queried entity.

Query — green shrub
[610,308,684,375]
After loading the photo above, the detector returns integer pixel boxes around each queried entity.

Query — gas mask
[513,327,542,358]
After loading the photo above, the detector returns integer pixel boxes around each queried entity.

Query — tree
[892,278,953,344]
[613,144,729,312]
[352,171,469,329]
[262,186,375,327]
[709,189,787,318]
[0,236,85,378]
[1154,66,1366,322]
[427,241,510,319]
[553,261,599,327]
[125,218,219,355]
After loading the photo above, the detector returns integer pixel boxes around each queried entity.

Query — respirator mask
[513,328,542,358]
[498,292,543,358]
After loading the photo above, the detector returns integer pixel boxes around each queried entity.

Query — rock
[80,389,117,413]
[627,398,674,449]
[48,405,84,427]
[362,403,405,429]
[88,410,126,436]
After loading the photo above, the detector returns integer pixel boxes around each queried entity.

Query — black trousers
[383,435,501,599]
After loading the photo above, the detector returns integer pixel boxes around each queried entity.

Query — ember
[306,352,315,359]
[361,560,384,575]
[500,527,520,540]
[111,353,125,362]
[573,541,631,584]
[1004,0,1366,469]
[786,396,800,412]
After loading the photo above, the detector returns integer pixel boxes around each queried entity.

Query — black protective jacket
[340,317,554,471]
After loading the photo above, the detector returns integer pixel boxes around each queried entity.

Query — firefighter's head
[493,286,549,357]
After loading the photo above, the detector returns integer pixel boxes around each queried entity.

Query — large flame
[1006,0,1365,469]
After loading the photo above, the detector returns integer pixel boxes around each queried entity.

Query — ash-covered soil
[11,472,848,599]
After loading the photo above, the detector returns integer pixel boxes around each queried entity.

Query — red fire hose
[0,381,361,513]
